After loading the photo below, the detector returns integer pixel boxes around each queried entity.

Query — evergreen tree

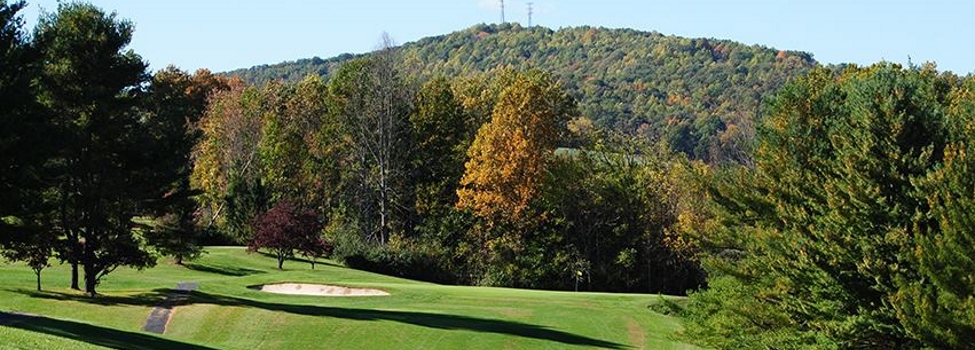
[0,0,31,207]
[684,64,957,348]
[0,0,56,284]
[34,3,157,296]
[892,76,975,349]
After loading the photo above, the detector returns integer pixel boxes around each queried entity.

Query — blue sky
[20,0,975,74]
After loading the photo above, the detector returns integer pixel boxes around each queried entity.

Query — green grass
[0,247,700,349]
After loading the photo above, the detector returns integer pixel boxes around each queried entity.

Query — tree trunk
[35,269,41,291]
[379,188,388,245]
[83,232,97,297]
[175,253,183,265]
[646,246,653,294]
[277,253,284,270]
[377,137,389,247]
[70,262,79,290]
[84,264,97,297]
[64,187,79,291]
[70,232,80,290]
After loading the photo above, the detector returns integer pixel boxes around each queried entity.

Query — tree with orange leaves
[456,70,575,220]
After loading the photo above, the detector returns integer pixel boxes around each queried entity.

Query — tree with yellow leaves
[457,70,575,220]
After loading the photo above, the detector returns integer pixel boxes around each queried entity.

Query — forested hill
[226,23,818,163]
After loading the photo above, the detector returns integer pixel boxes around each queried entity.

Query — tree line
[1,1,704,296]
[194,35,704,293]
[228,23,817,166]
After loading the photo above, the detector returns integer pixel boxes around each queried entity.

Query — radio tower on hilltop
[528,2,533,27]
[499,0,505,23]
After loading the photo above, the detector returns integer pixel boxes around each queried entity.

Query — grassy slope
[0,247,699,349]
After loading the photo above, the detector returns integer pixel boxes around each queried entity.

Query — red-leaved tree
[299,236,333,270]
[249,200,325,270]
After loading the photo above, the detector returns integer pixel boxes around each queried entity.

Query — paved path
[143,281,198,334]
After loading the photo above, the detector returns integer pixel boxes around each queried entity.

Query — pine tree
[892,76,975,349]
[0,1,59,290]
[35,3,157,296]
[684,64,958,348]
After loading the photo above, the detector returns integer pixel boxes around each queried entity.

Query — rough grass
[0,247,700,349]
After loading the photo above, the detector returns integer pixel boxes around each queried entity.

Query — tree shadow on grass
[189,291,630,349]
[0,311,216,350]
[13,289,629,349]
[11,288,171,307]
[183,263,266,277]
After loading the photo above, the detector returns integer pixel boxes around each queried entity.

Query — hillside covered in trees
[227,23,817,164]
[8,2,975,348]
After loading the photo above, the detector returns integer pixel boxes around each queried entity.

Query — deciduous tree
[143,66,229,264]
[455,70,575,285]
[328,35,413,245]
[249,200,324,270]
[410,77,468,218]
[192,80,267,242]
[1,224,56,291]
[259,75,333,210]
[457,70,574,219]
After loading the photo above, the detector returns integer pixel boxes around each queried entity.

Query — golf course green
[0,247,699,349]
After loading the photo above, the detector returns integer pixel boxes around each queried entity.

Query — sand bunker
[251,283,389,297]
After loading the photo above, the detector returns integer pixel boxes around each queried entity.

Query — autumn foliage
[457,70,575,219]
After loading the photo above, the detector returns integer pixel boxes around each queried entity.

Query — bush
[330,217,458,284]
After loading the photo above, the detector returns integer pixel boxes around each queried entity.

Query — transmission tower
[528,2,533,27]
[500,0,505,23]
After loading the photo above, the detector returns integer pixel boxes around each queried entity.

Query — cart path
[143,281,198,334]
